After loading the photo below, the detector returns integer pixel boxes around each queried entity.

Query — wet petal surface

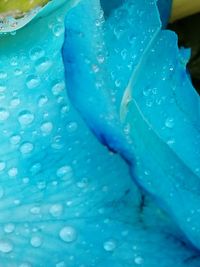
[0,0,199,266]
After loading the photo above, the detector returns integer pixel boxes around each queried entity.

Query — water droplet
[97,54,105,64]
[51,135,64,150]
[0,84,6,93]
[20,142,34,154]
[56,166,73,180]
[10,56,18,66]
[167,138,175,146]
[4,223,15,234]
[18,110,34,126]
[128,34,136,45]
[10,31,17,36]
[0,71,7,80]
[143,88,151,97]
[134,256,144,265]
[10,134,21,145]
[40,122,53,134]
[56,262,66,267]
[76,178,88,188]
[49,204,63,217]
[52,82,65,95]
[195,168,200,175]
[14,68,23,76]
[10,97,20,108]
[30,206,41,215]
[103,240,116,252]
[22,177,30,184]
[29,47,45,61]
[60,105,69,114]
[165,118,174,128]
[8,167,18,178]
[92,64,100,73]
[14,199,21,205]
[38,95,48,107]
[36,57,52,73]
[30,236,42,248]
[115,79,121,88]
[26,75,40,89]
[0,108,9,121]
[59,226,77,243]
[121,49,128,60]
[0,161,6,171]
[52,23,64,37]
[0,240,13,253]
[66,122,78,133]
[146,99,153,107]
[30,163,42,175]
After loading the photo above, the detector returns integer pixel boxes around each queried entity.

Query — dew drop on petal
[40,121,53,134]
[0,71,7,80]
[52,23,64,37]
[29,47,45,61]
[8,167,18,178]
[103,240,116,252]
[0,161,6,171]
[165,117,174,128]
[66,122,78,133]
[52,82,65,95]
[0,85,6,93]
[10,135,21,145]
[30,206,41,215]
[10,97,20,108]
[0,240,13,253]
[0,108,9,121]
[38,95,48,107]
[14,68,23,76]
[36,57,52,73]
[18,110,34,126]
[4,223,15,234]
[20,142,34,154]
[49,204,63,217]
[59,226,77,243]
[134,256,144,265]
[30,162,42,175]
[30,236,42,248]
[26,75,41,89]
[56,166,73,180]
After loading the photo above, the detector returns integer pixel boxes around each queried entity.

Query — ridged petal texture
[0,0,199,267]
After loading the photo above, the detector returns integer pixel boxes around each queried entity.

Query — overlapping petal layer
[63,0,200,253]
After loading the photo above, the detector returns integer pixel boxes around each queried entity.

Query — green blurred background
[0,0,49,15]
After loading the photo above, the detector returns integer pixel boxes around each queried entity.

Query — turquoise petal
[0,0,199,266]
[63,0,200,253]
[122,29,200,249]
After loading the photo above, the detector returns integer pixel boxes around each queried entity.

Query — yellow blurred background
[0,0,49,16]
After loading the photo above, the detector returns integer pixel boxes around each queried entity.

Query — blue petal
[122,29,200,249]
[157,0,173,27]
[63,0,200,253]
[0,0,199,266]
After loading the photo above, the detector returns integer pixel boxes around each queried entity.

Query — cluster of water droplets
[0,2,146,266]
[0,0,199,266]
